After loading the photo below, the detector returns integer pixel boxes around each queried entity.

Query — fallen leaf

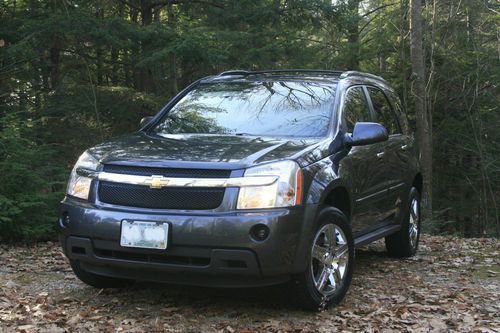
[429,318,448,333]
[16,324,36,332]
[67,314,81,325]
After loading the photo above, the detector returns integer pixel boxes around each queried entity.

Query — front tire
[70,260,133,288]
[385,187,421,257]
[293,207,355,311]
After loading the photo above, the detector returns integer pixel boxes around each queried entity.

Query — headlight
[237,160,302,209]
[66,151,100,200]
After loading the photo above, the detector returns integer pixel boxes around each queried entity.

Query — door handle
[401,144,410,151]
[376,152,385,158]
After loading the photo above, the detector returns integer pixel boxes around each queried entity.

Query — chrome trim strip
[389,182,405,191]
[355,182,406,203]
[76,168,97,178]
[355,188,387,203]
[77,169,278,188]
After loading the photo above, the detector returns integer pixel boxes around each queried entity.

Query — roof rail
[217,69,345,77]
[217,70,251,76]
[340,71,385,81]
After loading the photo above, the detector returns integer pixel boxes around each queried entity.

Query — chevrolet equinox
[59,70,422,310]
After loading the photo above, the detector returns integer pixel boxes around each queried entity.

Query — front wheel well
[413,173,423,194]
[323,187,351,220]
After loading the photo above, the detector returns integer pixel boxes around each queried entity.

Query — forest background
[0,0,498,242]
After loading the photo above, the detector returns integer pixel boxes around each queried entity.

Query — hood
[88,132,329,169]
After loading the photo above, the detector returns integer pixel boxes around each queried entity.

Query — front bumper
[59,197,318,287]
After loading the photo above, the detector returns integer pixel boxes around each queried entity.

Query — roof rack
[217,70,251,76]
[217,69,345,77]
[215,69,386,82]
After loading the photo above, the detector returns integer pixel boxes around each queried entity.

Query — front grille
[103,164,231,178]
[94,248,210,266]
[98,165,229,209]
[98,181,225,209]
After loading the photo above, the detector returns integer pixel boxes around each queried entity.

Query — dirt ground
[0,235,499,333]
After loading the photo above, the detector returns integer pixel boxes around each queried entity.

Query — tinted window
[343,86,371,132]
[153,81,336,137]
[386,91,409,134]
[368,87,400,135]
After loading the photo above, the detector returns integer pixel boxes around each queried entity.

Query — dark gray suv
[59,70,422,310]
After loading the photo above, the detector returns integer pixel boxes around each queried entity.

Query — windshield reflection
[154,81,337,137]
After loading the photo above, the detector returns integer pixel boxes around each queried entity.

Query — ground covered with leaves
[0,235,498,333]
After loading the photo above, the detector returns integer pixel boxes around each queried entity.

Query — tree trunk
[49,33,61,90]
[111,2,124,86]
[110,47,119,85]
[130,7,140,90]
[140,0,155,93]
[410,0,432,218]
[95,7,104,85]
[347,0,361,69]
[96,47,104,85]
[399,0,408,111]
[167,4,178,95]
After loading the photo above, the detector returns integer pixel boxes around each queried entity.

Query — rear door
[365,86,409,220]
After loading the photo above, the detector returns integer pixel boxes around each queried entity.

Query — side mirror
[139,116,154,128]
[346,122,388,147]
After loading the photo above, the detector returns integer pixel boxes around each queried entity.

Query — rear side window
[386,91,409,134]
[367,87,400,135]
[343,86,371,133]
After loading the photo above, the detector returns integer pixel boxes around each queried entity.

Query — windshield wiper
[234,132,258,136]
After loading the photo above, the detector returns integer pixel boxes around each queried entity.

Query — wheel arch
[412,173,423,195]
[322,186,351,221]
[294,177,353,273]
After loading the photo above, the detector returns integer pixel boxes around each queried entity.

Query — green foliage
[38,86,164,159]
[0,123,66,242]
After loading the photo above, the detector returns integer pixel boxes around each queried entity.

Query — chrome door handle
[376,152,385,158]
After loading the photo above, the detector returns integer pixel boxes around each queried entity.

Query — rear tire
[70,260,133,288]
[385,187,421,257]
[293,207,355,311]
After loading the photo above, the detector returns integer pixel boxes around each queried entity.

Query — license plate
[120,220,169,250]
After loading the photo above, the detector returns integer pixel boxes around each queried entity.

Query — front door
[339,86,389,235]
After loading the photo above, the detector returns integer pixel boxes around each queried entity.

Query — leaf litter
[0,236,498,332]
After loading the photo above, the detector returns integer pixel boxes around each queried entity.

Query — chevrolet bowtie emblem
[145,175,169,189]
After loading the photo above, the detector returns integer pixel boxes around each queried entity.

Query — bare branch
[362,2,397,18]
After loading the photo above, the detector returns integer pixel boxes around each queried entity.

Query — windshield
[153,81,337,137]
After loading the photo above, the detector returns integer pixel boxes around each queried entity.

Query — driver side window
[343,86,371,133]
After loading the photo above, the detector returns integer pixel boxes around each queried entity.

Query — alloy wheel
[408,197,420,249]
[310,224,349,296]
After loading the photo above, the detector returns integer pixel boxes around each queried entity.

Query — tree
[409,0,432,218]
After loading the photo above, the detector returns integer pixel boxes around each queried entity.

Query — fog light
[62,212,70,226]
[250,224,270,241]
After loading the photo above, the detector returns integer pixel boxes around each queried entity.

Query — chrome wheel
[310,224,349,296]
[408,197,420,249]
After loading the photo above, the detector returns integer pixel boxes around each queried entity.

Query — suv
[59,70,421,310]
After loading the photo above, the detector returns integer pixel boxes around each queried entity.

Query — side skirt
[354,224,401,248]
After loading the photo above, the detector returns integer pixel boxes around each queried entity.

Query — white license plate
[120,220,169,250]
